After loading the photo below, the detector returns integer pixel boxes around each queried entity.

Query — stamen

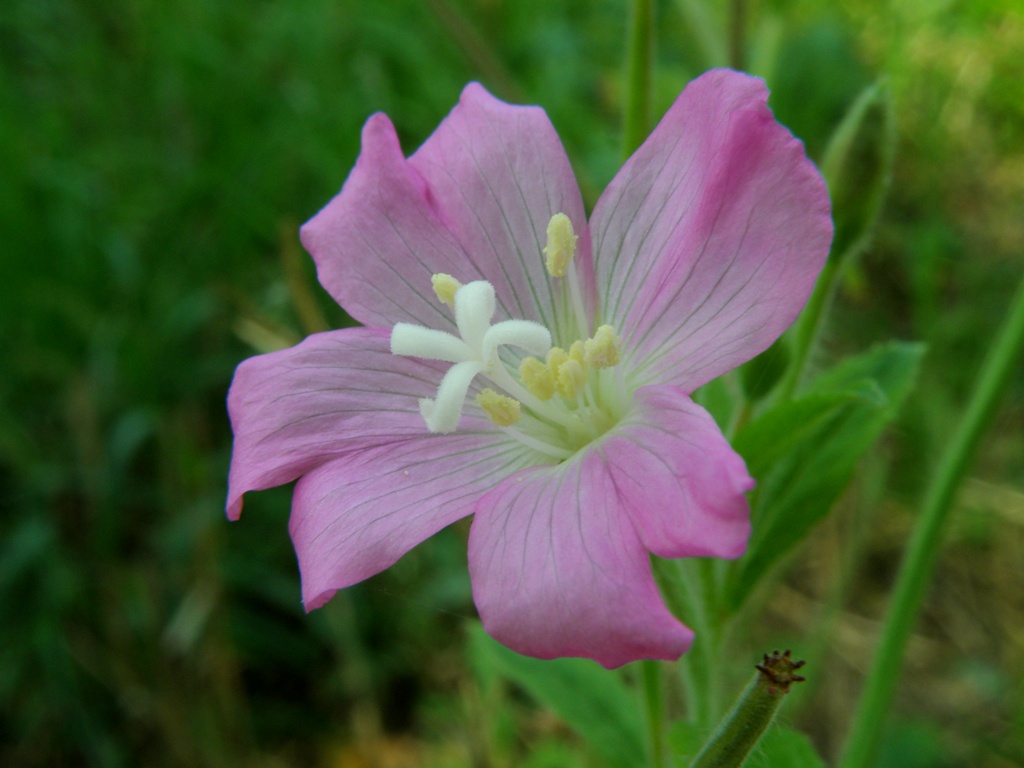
[500,426,574,460]
[543,213,577,278]
[391,267,631,454]
[519,357,555,400]
[556,358,585,399]
[569,340,585,366]
[584,325,621,369]
[565,264,591,339]
[546,346,569,373]
[541,212,589,338]
[486,363,581,430]
[476,388,521,427]
[431,273,462,308]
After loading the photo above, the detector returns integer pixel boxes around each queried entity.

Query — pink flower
[227,70,832,668]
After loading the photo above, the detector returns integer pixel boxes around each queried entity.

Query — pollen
[431,273,462,309]
[546,346,585,398]
[519,356,555,400]
[476,388,521,427]
[569,339,585,366]
[556,359,585,399]
[546,346,568,372]
[584,325,621,369]
[543,213,577,278]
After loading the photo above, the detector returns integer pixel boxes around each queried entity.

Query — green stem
[696,559,725,721]
[642,660,666,768]
[690,651,806,768]
[838,272,1024,768]
[652,558,716,730]
[686,563,721,730]
[623,0,654,159]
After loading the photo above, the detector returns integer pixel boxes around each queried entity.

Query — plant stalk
[623,0,654,159]
[728,0,746,71]
[690,650,806,768]
[642,660,666,768]
[838,272,1024,768]
[652,558,716,730]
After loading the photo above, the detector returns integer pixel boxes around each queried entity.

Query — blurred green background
[1,0,1022,766]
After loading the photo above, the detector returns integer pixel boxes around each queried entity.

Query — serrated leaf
[468,622,645,768]
[728,342,925,609]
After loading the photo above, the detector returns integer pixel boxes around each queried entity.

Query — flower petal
[300,84,592,339]
[590,69,832,390]
[468,454,693,668]
[292,433,532,610]
[226,327,483,520]
[409,83,593,341]
[299,112,467,331]
[599,386,753,559]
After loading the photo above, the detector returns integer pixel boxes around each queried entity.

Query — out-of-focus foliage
[1,0,1021,766]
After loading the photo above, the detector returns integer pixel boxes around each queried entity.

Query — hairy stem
[690,651,806,768]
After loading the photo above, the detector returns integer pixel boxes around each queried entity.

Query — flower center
[390,214,631,461]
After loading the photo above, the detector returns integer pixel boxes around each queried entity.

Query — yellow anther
[543,213,577,277]
[569,339,586,367]
[476,388,521,427]
[546,346,569,373]
[519,357,555,400]
[556,359,585,399]
[584,325,621,369]
[546,346,583,398]
[431,273,462,309]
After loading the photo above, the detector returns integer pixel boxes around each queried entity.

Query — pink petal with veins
[292,434,532,609]
[590,69,832,391]
[300,84,592,338]
[227,327,492,519]
[600,385,753,560]
[468,452,693,669]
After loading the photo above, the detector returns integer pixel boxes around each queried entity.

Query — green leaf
[728,342,925,609]
[694,373,739,432]
[820,79,897,271]
[738,336,792,403]
[747,726,827,768]
[733,388,875,480]
[468,622,645,768]
[776,80,897,401]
